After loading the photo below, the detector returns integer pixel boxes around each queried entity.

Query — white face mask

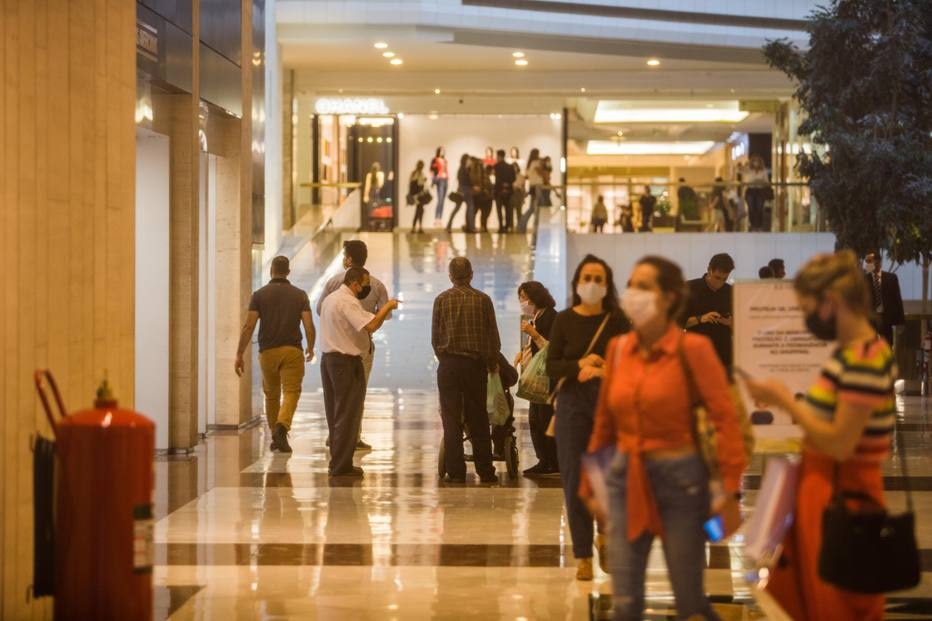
[577,282,607,306]
[621,288,658,328]
[520,301,535,317]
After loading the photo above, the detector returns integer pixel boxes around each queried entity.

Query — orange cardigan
[588,324,746,541]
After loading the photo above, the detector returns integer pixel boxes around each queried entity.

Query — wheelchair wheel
[438,441,446,478]
[504,435,519,479]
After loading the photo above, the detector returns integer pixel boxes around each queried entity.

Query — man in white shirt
[317,240,390,450]
[319,267,398,477]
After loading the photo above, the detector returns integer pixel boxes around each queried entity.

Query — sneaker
[328,466,364,477]
[273,424,293,453]
[355,439,372,451]
[576,558,594,581]
[596,534,610,574]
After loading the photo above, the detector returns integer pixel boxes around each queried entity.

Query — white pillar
[263,0,283,261]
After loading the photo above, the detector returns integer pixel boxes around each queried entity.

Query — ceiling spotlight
[515,59,529,67]
[512,51,525,58]
[428,112,439,120]
[616,130,624,136]
[434,88,441,95]
[390,58,403,65]
[580,87,587,93]
[646,58,661,67]
[374,42,388,49]
[382,51,395,58]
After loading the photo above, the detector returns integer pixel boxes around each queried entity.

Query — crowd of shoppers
[239,236,902,619]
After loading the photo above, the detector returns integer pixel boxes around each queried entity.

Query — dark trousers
[495,194,514,231]
[528,402,558,468]
[639,205,652,232]
[555,380,600,558]
[437,355,494,478]
[321,352,366,474]
[747,193,765,231]
[478,195,493,231]
[412,205,425,231]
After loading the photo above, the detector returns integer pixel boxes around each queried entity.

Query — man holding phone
[684,253,736,373]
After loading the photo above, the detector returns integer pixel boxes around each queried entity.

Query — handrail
[298,182,362,189]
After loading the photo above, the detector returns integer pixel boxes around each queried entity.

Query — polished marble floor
[155,231,932,620]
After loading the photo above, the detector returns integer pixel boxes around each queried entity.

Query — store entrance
[347,117,398,230]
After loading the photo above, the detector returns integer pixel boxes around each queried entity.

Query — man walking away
[493,149,517,232]
[684,253,735,373]
[864,250,905,346]
[236,256,315,453]
[432,257,501,483]
[319,267,398,477]
[317,240,390,450]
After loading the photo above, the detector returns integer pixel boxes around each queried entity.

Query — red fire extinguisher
[35,371,155,621]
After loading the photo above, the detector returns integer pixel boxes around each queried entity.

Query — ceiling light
[593,101,748,124]
[646,58,661,67]
[512,51,525,58]
[374,42,388,49]
[550,112,562,120]
[616,130,624,136]
[390,58,403,65]
[428,112,438,120]
[580,87,587,93]
[396,112,405,119]
[586,140,716,155]
[515,59,528,67]
[382,51,395,58]
[434,88,441,95]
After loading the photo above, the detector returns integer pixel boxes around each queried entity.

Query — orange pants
[766,449,885,620]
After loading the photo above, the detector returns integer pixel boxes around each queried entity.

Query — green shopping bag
[516,345,551,404]
[487,373,510,426]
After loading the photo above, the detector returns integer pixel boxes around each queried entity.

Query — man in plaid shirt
[432,257,501,483]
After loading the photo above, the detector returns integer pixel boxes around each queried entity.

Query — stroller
[438,353,521,479]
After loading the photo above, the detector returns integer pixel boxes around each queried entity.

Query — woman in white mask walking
[588,256,746,620]
[547,254,630,580]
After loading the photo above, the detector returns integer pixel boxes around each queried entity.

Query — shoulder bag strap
[550,312,613,401]
[677,333,701,408]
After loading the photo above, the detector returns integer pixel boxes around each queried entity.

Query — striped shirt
[806,338,896,462]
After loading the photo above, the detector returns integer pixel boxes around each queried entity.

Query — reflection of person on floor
[236,256,315,454]
[317,240,391,450]
[743,251,896,621]
[432,257,501,483]
[319,267,398,477]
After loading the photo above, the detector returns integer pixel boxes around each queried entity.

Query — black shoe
[479,473,499,484]
[443,474,466,484]
[329,466,364,477]
[355,439,372,451]
[464,453,475,462]
[273,424,293,453]
[523,462,546,476]
[491,452,504,461]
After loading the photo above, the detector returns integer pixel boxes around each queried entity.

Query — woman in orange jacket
[588,256,747,621]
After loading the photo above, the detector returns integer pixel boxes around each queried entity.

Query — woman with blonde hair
[744,250,897,620]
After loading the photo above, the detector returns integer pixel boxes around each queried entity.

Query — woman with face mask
[546,255,630,580]
[742,251,894,620]
[515,281,559,476]
[588,256,746,620]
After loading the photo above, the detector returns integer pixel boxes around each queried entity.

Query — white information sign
[734,280,834,447]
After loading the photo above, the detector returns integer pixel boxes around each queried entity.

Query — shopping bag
[516,345,551,404]
[579,445,617,523]
[743,456,801,566]
[487,373,510,427]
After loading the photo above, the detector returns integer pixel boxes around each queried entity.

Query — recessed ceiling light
[382,51,395,58]
[434,88,441,95]
[512,51,525,58]
[580,87,587,93]
[515,59,529,67]
[374,42,388,49]
[616,130,624,136]
[646,58,661,67]
[390,58,403,65]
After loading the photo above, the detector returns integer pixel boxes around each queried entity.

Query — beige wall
[0,0,136,618]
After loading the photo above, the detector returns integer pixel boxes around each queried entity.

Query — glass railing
[563,181,819,234]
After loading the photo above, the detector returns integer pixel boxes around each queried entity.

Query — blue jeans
[555,380,601,559]
[433,177,448,220]
[607,452,719,621]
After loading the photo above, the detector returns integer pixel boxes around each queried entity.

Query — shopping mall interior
[2,1,931,619]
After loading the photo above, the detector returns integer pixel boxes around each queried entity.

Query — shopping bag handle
[34,370,67,435]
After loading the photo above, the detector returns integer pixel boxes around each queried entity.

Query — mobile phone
[704,515,725,542]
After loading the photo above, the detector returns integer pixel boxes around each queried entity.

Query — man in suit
[864,250,905,346]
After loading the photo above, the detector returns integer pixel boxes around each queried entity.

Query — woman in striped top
[744,250,895,621]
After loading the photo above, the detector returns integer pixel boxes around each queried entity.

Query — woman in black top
[516,281,559,476]
[446,153,472,232]
[547,254,630,581]
[409,160,428,233]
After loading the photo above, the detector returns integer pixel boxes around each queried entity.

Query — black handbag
[448,190,465,204]
[817,423,920,593]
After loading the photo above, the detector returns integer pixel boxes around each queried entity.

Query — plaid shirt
[431,284,501,367]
